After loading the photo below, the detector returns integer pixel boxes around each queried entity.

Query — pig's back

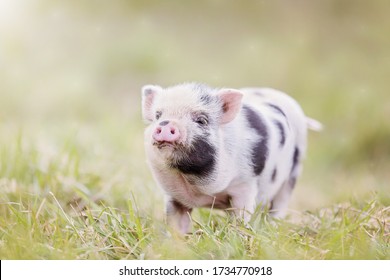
[240,87,308,157]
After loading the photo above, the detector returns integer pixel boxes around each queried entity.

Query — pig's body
[142,83,320,233]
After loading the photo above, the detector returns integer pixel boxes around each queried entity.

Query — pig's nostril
[153,125,180,142]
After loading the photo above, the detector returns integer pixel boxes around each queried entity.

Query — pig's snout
[153,121,181,143]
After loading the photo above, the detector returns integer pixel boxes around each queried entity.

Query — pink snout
[153,121,181,143]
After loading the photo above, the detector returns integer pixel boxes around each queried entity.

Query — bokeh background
[1,0,389,223]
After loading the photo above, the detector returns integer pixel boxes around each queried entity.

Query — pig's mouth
[153,140,190,160]
[153,141,177,149]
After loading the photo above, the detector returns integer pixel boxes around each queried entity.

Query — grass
[0,1,389,259]
[0,124,388,260]
[1,184,389,259]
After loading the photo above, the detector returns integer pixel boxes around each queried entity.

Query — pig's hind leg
[271,145,302,218]
[269,176,297,219]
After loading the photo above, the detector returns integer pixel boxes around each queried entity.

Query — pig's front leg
[227,181,258,223]
[165,198,193,234]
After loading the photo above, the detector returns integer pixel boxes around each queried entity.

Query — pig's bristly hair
[171,82,228,119]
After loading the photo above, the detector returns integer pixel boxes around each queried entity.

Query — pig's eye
[155,111,162,120]
[195,115,208,126]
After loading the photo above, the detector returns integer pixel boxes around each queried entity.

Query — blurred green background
[1,0,389,217]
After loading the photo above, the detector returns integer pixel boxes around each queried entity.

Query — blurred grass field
[0,0,389,259]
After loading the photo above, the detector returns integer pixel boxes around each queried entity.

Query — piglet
[142,83,321,234]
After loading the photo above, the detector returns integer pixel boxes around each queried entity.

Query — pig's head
[142,83,243,180]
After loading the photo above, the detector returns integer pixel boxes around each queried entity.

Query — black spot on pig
[159,120,169,126]
[242,105,269,176]
[199,94,214,106]
[171,137,216,178]
[271,168,277,182]
[267,103,287,119]
[273,120,286,147]
[291,146,300,175]
[190,83,213,102]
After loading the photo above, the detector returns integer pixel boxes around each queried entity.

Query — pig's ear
[217,89,244,124]
[142,85,162,122]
